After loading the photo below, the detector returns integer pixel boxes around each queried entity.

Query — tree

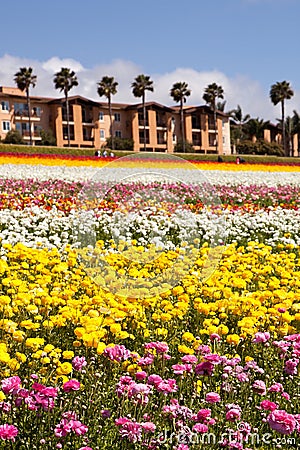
[39,129,57,146]
[53,68,78,147]
[243,118,270,142]
[292,110,300,156]
[3,129,24,144]
[229,104,251,142]
[170,82,191,153]
[131,74,154,151]
[14,67,37,146]
[203,83,224,153]
[97,76,118,151]
[270,80,294,156]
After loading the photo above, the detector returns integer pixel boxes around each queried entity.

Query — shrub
[236,140,284,156]
[39,129,57,146]
[3,130,24,145]
[105,137,134,150]
[173,140,194,153]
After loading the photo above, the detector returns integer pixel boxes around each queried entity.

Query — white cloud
[0,54,298,122]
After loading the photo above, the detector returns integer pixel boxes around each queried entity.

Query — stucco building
[0,86,231,154]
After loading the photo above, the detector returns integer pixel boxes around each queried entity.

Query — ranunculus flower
[267,410,296,435]
[63,379,81,393]
[0,424,18,441]
[260,400,278,411]
[205,392,221,403]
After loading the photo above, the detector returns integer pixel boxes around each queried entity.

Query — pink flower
[205,392,221,403]
[226,408,241,422]
[54,419,72,437]
[1,376,21,394]
[135,371,147,380]
[63,379,81,393]
[172,364,192,375]
[253,332,270,343]
[181,355,198,364]
[70,420,88,435]
[268,382,283,393]
[260,400,278,411]
[103,345,131,362]
[194,362,214,376]
[79,447,93,450]
[252,380,266,395]
[141,421,156,433]
[72,356,87,371]
[0,424,18,441]
[267,410,296,435]
[196,409,211,423]
[210,333,221,341]
[192,423,209,433]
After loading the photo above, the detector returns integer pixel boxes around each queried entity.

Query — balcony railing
[21,131,42,138]
[62,115,74,122]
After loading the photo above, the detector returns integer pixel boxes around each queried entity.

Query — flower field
[0,153,299,449]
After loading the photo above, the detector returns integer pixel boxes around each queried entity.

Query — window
[114,113,121,122]
[14,103,28,116]
[1,101,9,112]
[2,121,10,132]
[100,129,105,141]
[99,111,104,121]
[63,125,75,141]
[115,130,121,138]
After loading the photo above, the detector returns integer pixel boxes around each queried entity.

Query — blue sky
[0,0,298,121]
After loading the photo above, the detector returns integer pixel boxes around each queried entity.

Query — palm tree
[53,68,78,148]
[131,74,154,151]
[14,67,37,146]
[97,76,118,151]
[229,104,251,142]
[243,118,270,142]
[270,81,294,156]
[292,110,300,156]
[203,83,224,153]
[170,81,191,153]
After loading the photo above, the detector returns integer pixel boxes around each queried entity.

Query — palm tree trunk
[109,98,114,151]
[143,92,146,152]
[26,89,33,146]
[181,100,186,153]
[66,93,70,148]
[214,104,218,154]
[282,100,287,156]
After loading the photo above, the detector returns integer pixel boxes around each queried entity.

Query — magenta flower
[194,361,214,376]
[192,423,209,433]
[253,332,270,343]
[72,356,87,371]
[205,392,221,403]
[267,410,296,435]
[1,376,21,394]
[252,380,266,395]
[0,424,18,441]
[141,421,156,433]
[70,420,88,436]
[260,400,278,411]
[103,344,131,362]
[63,379,81,393]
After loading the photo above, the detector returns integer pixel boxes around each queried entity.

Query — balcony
[62,114,74,122]
[14,111,41,121]
[21,131,42,140]
[156,120,167,128]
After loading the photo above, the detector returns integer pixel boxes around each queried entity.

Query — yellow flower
[178,344,194,355]
[62,351,74,360]
[226,334,240,345]
[97,342,106,354]
[56,362,72,375]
